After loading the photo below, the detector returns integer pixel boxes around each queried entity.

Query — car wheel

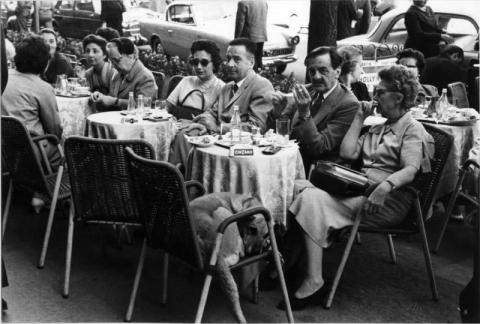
[152,38,165,54]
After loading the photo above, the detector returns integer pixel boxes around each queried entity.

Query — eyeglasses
[189,58,211,67]
[373,87,401,97]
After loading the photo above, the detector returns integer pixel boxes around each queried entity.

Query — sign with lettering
[229,145,254,157]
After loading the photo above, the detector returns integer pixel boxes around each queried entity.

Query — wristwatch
[114,97,119,106]
[385,180,396,191]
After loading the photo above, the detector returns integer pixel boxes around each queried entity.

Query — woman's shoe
[31,198,46,214]
[277,283,331,311]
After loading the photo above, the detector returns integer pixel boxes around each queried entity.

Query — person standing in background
[100,0,125,36]
[234,0,268,71]
[354,0,371,35]
[404,0,452,58]
[337,0,356,41]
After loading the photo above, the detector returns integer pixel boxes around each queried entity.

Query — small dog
[189,193,268,323]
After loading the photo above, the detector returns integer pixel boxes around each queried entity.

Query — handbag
[309,161,369,196]
[170,89,205,120]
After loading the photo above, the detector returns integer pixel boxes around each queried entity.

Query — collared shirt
[322,82,338,101]
[357,112,435,186]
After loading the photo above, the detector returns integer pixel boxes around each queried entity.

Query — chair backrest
[152,71,165,99]
[125,147,204,271]
[166,75,184,97]
[448,81,470,108]
[64,136,155,224]
[1,116,50,194]
[414,124,453,218]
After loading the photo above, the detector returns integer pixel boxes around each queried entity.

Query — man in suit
[234,0,268,71]
[92,37,157,111]
[270,46,359,170]
[171,38,274,167]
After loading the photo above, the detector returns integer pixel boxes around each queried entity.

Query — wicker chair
[433,159,480,253]
[124,147,294,323]
[448,81,470,108]
[152,71,166,99]
[166,74,184,97]
[62,137,155,300]
[1,116,71,268]
[324,123,453,309]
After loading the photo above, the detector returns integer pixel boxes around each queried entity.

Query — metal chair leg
[2,178,13,238]
[251,275,259,304]
[268,220,294,323]
[160,251,169,305]
[195,233,223,323]
[125,238,147,322]
[38,166,64,269]
[413,197,439,301]
[63,203,75,298]
[433,168,465,253]
[325,211,362,309]
[386,234,397,264]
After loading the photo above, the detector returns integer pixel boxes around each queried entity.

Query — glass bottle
[127,92,136,116]
[137,94,144,118]
[230,105,241,143]
[436,88,449,121]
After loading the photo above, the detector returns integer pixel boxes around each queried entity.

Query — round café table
[56,95,94,139]
[187,143,306,224]
[85,111,178,161]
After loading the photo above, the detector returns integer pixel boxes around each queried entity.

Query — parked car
[338,1,479,91]
[132,1,299,69]
[52,0,160,39]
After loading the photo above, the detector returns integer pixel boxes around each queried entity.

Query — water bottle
[127,92,136,116]
[231,105,241,143]
[137,94,144,118]
[436,88,449,121]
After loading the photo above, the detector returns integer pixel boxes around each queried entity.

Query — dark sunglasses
[189,58,211,67]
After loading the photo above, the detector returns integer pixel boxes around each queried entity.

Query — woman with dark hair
[39,28,74,84]
[1,35,63,210]
[404,0,453,58]
[277,65,434,310]
[167,39,225,112]
[395,48,438,104]
[337,45,370,101]
[80,34,117,94]
[6,1,32,33]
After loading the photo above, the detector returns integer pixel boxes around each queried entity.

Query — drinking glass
[68,77,79,94]
[144,96,152,114]
[251,126,261,145]
[55,74,67,95]
[220,122,231,140]
[276,118,290,146]
[154,99,168,115]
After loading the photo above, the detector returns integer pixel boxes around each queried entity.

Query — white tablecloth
[188,144,306,224]
[56,95,94,138]
[85,112,178,161]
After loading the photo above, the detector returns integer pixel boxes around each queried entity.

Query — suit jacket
[197,70,274,133]
[290,83,359,167]
[420,56,464,93]
[109,59,157,101]
[235,0,268,43]
[404,5,443,58]
[354,0,371,35]
[337,0,357,41]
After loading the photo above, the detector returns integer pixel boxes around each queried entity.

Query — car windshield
[194,3,235,22]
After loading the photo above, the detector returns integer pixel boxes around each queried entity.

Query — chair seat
[46,170,71,200]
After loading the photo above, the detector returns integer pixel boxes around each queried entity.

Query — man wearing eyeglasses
[91,37,157,111]
[269,46,359,170]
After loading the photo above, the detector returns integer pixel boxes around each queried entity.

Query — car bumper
[263,54,298,66]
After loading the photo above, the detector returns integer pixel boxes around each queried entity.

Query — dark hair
[396,48,425,73]
[440,44,464,60]
[82,34,108,58]
[229,38,257,57]
[378,65,419,109]
[14,35,51,74]
[109,37,135,55]
[95,26,120,41]
[337,45,362,76]
[190,39,222,73]
[304,46,343,69]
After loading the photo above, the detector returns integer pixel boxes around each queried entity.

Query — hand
[90,91,101,102]
[74,65,86,79]
[292,83,311,116]
[363,181,392,216]
[101,22,107,28]
[271,91,289,115]
[95,94,115,106]
[182,123,207,136]
[357,101,376,118]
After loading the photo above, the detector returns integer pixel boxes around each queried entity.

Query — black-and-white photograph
[0,0,479,322]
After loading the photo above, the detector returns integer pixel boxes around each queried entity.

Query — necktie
[230,84,238,100]
[310,91,323,117]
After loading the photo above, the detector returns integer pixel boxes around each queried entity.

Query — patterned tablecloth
[85,112,178,161]
[56,95,94,138]
[187,144,306,224]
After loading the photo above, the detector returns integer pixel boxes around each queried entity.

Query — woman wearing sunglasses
[166,39,225,113]
[276,65,435,310]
